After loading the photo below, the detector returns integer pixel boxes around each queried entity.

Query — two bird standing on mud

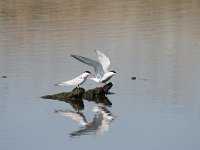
[55,50,117,88]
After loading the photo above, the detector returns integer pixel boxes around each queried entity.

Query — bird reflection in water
[63,95,112,112]
[83,90,113,106]
[55,106,116,137]
[85,96,112,106]
[67,98,84,112]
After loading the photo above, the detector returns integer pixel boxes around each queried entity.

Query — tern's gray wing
[95,50,110,73]
[71,54,104,78]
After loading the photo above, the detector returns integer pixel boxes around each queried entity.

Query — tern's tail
[54,82,67,86]
[89,77,100,83]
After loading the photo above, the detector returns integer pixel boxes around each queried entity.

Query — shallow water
[1,0,200,150]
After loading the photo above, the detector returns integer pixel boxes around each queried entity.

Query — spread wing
[55,110,87,126]
[71,54,104,78]
[95,50,110,73]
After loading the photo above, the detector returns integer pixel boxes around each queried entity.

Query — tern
[71,50,116,84]
[54,71,91,88]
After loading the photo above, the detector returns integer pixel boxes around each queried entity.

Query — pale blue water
[1,0,200,150]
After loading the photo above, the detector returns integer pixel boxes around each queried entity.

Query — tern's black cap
[84,71,91,74]
[110,71,117,73]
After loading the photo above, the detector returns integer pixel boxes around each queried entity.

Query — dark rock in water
[41,88,85,112]
[84,83,113,99]
[41,82,113,109]
[65,87,85,99]
[41,92,68,101]
[41,87,85,101]
[83,83,113,106]
[102,82,113,93]
[1,76,7,78]
[131,77,136,80]
[42,83,113,101]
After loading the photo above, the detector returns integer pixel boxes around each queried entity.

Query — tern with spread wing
[71,50,116,84]
[54,71,91,88]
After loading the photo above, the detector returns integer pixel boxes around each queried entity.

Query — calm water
[1,0,200,149]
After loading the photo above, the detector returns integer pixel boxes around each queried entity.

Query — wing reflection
[55,110,87,126]
[55,106,116,137]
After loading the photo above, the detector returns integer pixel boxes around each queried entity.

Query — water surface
[1,0,200,150]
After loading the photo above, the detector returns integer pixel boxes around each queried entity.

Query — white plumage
[55,71,91,87]
[71,50,116,84]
